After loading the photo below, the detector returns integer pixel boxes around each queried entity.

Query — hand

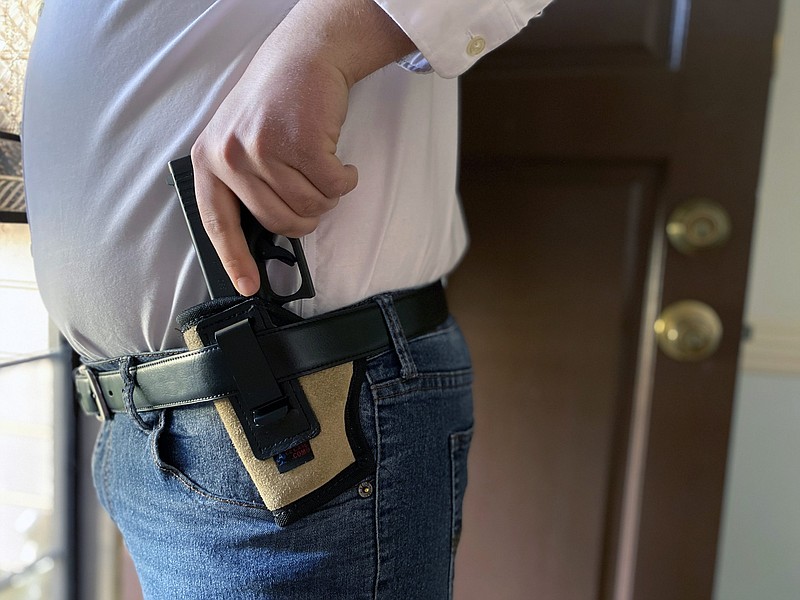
[191,0,416,296]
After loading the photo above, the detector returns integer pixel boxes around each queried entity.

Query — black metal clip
[214,312,319,461]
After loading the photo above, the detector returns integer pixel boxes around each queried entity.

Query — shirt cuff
[375,0,555,79]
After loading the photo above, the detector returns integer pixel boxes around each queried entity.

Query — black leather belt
[74,282,448,419]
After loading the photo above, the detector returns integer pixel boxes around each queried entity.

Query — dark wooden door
[449,2,780,599]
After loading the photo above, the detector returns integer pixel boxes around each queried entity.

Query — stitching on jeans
[151,412,270,512]
[374,295,418,380]
[448,427,473,598]
[148,411,165,468]
[370,369,472,389]
[369,370,474,400]
[449,436,456,598]
[373,383,473,401]
[372,387,382,600]
[102,424,114,517]
[160,463,270,512]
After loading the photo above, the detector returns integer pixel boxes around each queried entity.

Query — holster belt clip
[212,307,320,461]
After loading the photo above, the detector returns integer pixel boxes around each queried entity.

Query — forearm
[263,0,417,87]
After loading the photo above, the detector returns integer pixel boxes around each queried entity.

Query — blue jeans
[91,310,474,599]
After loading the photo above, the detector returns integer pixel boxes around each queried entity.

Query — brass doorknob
[654,301,723,362]
[666,199,731,254]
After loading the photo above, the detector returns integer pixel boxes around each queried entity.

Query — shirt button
[466,36,486,57]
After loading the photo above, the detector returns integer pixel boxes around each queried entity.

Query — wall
[714,0,800,597]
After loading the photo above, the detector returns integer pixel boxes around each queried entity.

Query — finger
[193,168,260,296]
[260,162,340,217]
[297,152,359,199]
[221,168,321,238]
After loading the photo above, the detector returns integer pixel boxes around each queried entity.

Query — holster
[178,295,374,527]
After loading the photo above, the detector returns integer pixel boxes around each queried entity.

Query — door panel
[449,165,658,599]
[451,0,780,598]
[497,0,682,67]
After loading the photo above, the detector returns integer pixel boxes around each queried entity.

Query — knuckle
[290,143,318,172]
[292,193,332,218]
[192,134,245,171]
[198,209,230,240]
[220,136,246,170]
[220,256,249,277]
[290,156,311,177]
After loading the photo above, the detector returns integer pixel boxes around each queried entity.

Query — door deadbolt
[666,199,731,254]
[654,301,723,362]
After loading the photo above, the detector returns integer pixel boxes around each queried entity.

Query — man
[23,0,553,597]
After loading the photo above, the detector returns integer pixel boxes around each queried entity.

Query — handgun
[168,155,315,305]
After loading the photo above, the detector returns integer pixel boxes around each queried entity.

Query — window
[1,5,127,599]
[0,222,70,600]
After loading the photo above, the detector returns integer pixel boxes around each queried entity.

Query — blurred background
[0,0,797,598]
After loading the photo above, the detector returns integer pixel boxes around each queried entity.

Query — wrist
[277,0,416,87]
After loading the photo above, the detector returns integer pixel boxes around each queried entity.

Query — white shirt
[22,0,553,360]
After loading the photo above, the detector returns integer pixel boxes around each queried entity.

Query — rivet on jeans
[358,481,373,498]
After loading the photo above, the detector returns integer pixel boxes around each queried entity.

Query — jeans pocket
[449,425,474,592]
[150,404,268,512]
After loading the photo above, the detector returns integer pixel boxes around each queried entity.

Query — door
[449,1,780,599]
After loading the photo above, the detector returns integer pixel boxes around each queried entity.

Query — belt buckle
[79,365,112,421]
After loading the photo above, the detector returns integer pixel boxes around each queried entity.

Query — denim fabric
[91,312,474,599]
